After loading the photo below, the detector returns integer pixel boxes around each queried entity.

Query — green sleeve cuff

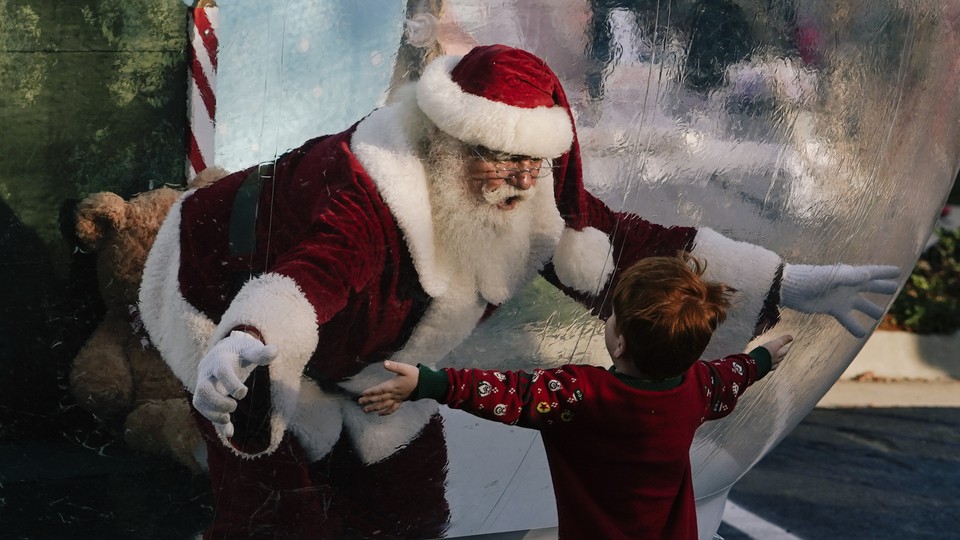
[748,346,773,379]
[412,364,450,402]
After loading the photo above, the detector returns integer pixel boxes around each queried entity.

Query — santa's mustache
[481,183,536,206]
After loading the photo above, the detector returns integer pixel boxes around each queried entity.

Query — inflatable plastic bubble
[207,1,960,537]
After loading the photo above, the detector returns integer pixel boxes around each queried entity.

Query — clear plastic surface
[212,1,960,537]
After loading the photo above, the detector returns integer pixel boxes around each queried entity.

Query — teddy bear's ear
[74,192,128,251]
[189,166,229,189]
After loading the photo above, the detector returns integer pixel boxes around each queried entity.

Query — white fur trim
[138,191,216,391]
[288,380,344,461]
[382,287,485,367]
[352,93,452,298]
[417,56,573,159]
[340,397,439,465]
[552,226,615,295]
[691,227,782,358]
[209,273,319,456]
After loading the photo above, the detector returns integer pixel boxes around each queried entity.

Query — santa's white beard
[426,135,555,304]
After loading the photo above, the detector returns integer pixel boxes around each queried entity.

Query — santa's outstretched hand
[780,263,901,338]
[193,330,278,438]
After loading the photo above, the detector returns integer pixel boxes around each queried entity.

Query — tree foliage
[883,226,960,335]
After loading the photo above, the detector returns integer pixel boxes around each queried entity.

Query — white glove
[193,330,279,438]
[781,263,901,338]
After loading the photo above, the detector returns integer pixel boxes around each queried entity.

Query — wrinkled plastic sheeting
[213,1,960,537]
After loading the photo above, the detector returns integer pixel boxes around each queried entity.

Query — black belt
[229,161,274,257]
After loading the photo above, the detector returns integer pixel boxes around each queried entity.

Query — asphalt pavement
[716,381,960,540]
[715,325,960,540]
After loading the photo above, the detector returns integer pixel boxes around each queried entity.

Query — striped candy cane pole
[187,0,218,180]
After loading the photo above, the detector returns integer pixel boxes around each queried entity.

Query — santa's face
[426,131,561,304]
[462,144,543,211]
[426,133,545,233]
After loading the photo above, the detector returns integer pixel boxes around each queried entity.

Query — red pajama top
[416,347,773,539]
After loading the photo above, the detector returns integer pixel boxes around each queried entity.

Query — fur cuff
[212,273,319,457]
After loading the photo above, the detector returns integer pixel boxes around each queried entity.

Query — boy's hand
[358,361,420,416]
[761,334,794,371]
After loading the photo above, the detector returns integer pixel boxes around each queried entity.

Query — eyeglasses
[467,144,546,180]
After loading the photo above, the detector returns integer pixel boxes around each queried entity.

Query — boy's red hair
[612,252,735,379]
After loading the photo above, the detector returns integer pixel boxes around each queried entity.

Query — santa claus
[139,44,898,538]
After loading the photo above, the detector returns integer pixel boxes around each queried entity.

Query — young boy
[359,253,793,539]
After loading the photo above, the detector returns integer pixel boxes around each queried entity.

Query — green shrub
[882,226,960,334]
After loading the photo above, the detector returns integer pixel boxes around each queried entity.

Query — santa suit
[139,45,782,538]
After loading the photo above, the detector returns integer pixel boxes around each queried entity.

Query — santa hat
[416,45,612,293]
[416,44,574,159]
[416,45,596,235]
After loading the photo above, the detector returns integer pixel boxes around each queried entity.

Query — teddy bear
[69,167,225,473]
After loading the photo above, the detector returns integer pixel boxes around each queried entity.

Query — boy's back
[434,346,771,539]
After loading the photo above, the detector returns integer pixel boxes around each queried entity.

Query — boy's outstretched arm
[703,334,794,421]
[358,361,420,416]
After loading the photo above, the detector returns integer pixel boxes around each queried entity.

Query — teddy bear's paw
[70,344,135,417]
[125,399,207,475]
